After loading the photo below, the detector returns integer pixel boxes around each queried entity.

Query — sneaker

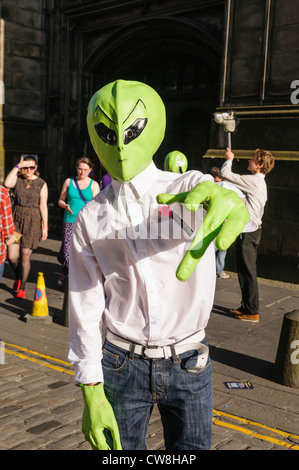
[13,279,21,291]
[234,313,259,322]
[217,272,230,279]
[16,289,26,299]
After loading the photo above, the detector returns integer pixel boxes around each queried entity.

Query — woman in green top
[57,157,100,284]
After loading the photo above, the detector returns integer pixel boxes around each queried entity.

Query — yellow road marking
[5,342,71,366]
[213,418,299,450]
[4,342,74,376]
[3,342,298,449]
[213,409,299,441]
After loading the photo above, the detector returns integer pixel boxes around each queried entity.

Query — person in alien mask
[68,80,250,451]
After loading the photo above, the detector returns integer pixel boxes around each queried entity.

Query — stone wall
[203,0,299,283]
[1,0,47,182]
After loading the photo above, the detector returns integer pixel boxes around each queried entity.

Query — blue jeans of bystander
[0,262,5,282]
[216,249,227,275]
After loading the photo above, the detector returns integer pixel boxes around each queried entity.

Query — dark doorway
[170,109,211,171]
[83,17,223,174]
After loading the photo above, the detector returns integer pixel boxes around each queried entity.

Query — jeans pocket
[102,342,128,372]
[180,344,210,375]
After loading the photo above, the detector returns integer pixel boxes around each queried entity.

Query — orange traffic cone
[31,272,50,318]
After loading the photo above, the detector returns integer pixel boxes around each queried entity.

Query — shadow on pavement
[212,304,232,317]
[210,346,274,381]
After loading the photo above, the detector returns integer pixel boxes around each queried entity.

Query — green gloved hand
[80,382,122,450]
[157,181,250,282]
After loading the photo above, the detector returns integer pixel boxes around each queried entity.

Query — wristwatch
[15,165,19,169]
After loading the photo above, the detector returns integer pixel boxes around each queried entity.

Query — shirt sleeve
[1,190,15,238]
[68,210,106,385]
[220,160,257,195]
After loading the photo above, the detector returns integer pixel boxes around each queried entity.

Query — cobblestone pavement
[1,347,298,451]
[0,238,299,451]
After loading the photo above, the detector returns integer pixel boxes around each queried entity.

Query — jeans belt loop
[129,343,135,362]
[170,344,180,363]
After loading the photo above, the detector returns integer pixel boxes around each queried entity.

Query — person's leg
[216,250,224,275]
[19,247,33,291]
[102,340,154,450]
[57,222,73,277]
[7,243,21,288]
[157,340,212,450]
[216,249,228,277]
[103,339,212,450]
[0,261,5,282]
[236,231,261,316]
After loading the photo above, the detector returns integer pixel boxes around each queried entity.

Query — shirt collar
[111,162,158,200]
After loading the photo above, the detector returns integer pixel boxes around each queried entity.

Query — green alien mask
[164,150,188,173]
[87,80,166,182]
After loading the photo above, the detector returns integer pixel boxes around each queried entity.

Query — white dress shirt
[68,162,216,384]
[220,160,267,226]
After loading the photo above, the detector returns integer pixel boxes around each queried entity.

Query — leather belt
[106,329,206,361]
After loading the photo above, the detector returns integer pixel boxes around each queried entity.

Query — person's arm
[224,147,234,162]
[4,156,26,189]
[39,183,48,241]
[220,148,254,194]
[68,210,106,384]
[68,212,121,450]
[157,180,250,281]
[91,180,100,197]
[2,190,15,241]
[58,178,73,213]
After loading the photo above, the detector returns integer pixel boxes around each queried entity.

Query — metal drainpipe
[221,0,231,106]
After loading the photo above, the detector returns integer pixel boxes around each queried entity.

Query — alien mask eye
[123,118,148,145]
[94,123,117,146]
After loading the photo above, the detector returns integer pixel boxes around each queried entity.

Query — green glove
[80,383,122,450]
[157,181,250,282]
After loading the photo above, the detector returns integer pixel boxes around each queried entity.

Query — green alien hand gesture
[157,181,250,282]
[80,383,122,450]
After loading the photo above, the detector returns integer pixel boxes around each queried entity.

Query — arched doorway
[82,17,222,173]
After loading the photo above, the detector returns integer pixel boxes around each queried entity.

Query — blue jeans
[0,262,5,282]
[216,249,227,275]
[102,338,212,450]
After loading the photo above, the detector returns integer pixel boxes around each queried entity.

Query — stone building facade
[0,0,298,283]
[204,0,299,284]
[0,0,47,179]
